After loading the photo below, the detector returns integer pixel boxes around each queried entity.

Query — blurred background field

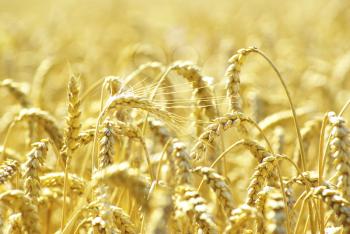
[0,0,349,116]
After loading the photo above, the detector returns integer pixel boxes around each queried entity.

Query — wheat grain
[0,159,19,184]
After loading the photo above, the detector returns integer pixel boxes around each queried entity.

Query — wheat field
[0,0,350,233]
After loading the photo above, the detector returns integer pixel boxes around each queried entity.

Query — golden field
[0,0,350,233]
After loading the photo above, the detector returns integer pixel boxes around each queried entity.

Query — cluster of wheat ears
[1,1,350,234]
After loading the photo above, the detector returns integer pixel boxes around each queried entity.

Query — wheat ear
[0,81,34,146]
[190,112,256,160]
[101,92,174,125]
[175,185,218,234]
[60,75,82,230]
[32,57,55,108]
[265,187,287,234]
[0,190,40,234]
[98,119,116,169]
[6,213,23,234]
[171,61,216,133]
[172,139,192,185]
[93,162,151,209]
[13,108,63,150]
[61,75,81,163]
[110,204,137,234]
[225,204,258,234]
[1,79,31,107]
[312,186,350,232]
[23,139,48,201]
[239,139,271,162]
[225,47,256,113]
[40,172,86,195]
[246,154,282,206]
[256,186,272,234]
[192,166,234,217]
[61,75,81,228]
[328,112,350,200]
